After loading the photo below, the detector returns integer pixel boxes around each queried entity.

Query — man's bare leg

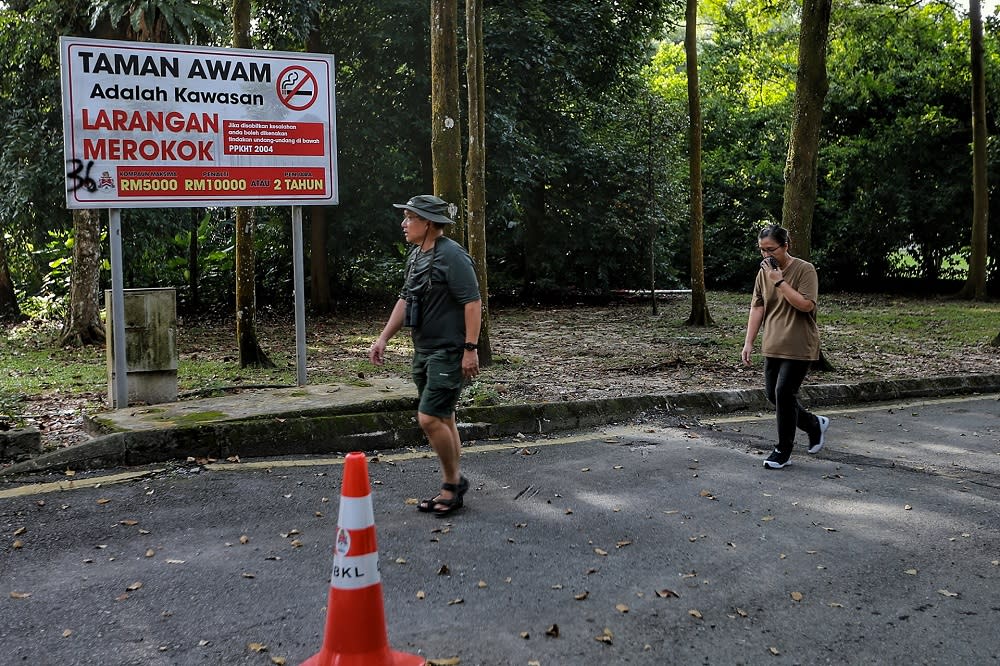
[418,411,462,505]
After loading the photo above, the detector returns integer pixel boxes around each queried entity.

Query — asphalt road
[1,394,998,665]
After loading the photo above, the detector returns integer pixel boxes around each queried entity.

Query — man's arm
[369,298,407,365]
[462,299,482,378]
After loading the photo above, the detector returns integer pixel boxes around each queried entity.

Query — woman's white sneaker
[808,415,830,454]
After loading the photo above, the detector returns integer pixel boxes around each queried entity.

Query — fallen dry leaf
[477,580,487,588]
[761,515,774,522]
[790,591,803,602]
[13,527,26,536]
[62,629,72,638]
[616,540,632,548]
[126,582,143,592]
[519,631,529,639]
[829,602,844,608]
[574,591,589,601]
[427,657,460,666]
[656,589,679,598]
[438,564,450,576]
[240,535,250,544]
[595,628,614,644]
[594,548,608,556]
[120,519,139,526]
[242,572,255,579]
[688,609,703,619]
[615,603,629,613]
[546,624,559,638]
[10,591,31,599]
[447,598,464,605]
[769,646,781,656]
[270,657,286,665]
[96,498,111,505]
[13,540,23,549]
[937,589,959,598]
[416,591,426,600]
[145,549,155,558]
[395,557,407,565]
[735,608,749,618]
[904,569,917,575]
[248,642,268,653]
[904,504,912,510]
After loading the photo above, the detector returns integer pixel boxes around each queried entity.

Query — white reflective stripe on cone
[329,551,381,590]
[336,495,375,530]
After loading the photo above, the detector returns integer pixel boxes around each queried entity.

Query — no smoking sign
[277,65,318,111]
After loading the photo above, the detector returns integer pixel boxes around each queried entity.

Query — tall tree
[60,209,106,346]
[958,0,989,300]
[685,0,713,326]
[431,0,465,242]
[780,0,832,261]
[68,0,224,346]
[465,0,491,365]
[306,22,332,314]
[0,232,22,321]
[233,0,273,367]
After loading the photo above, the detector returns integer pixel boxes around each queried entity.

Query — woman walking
[741,224,829,469]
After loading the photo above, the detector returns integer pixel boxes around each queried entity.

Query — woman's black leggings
[763,357,817,452]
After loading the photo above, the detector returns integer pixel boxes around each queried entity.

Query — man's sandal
[417,476,469,515]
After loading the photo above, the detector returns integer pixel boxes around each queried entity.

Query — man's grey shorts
[412,348,464,418]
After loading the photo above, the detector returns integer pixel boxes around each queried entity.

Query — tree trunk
[188,208,201,312]
[310,206,332,314]
[0,232,23,322]
[304,24,332,315]
[781,0,832,261]
[431,0,466,243]
[233,0,273,368]
[684,0,713,327]
[646,94,658,316]
[465,0,491,366]
[60,209,105,347]
[957,0,989,300]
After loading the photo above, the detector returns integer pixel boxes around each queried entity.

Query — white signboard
[60,37,338,208]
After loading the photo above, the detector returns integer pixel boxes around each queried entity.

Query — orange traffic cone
[301,451,426,666]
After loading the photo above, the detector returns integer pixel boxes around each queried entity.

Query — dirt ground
[13,295,1000,454]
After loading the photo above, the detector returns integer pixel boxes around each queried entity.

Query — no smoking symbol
[277,66,318,111]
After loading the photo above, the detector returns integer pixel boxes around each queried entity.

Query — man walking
[369,195,482,516]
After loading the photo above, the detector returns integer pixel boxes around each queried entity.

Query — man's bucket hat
[393,195,455,225]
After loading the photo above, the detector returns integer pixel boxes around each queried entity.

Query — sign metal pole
[109,208,128,408]
[291,205,308,386]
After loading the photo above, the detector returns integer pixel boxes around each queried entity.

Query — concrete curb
[2,373,998,477]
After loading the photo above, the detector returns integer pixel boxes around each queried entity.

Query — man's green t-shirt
[399,236,481,353]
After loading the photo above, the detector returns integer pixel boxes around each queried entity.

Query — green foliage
[3,0,997,320]
[88,0,226,44]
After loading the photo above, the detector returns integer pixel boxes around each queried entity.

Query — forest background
[1,0,999,445]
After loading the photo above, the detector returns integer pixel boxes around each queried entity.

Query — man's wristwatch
[463,342,479,351]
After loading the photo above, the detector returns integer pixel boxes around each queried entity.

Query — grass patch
[2,292,997,414]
